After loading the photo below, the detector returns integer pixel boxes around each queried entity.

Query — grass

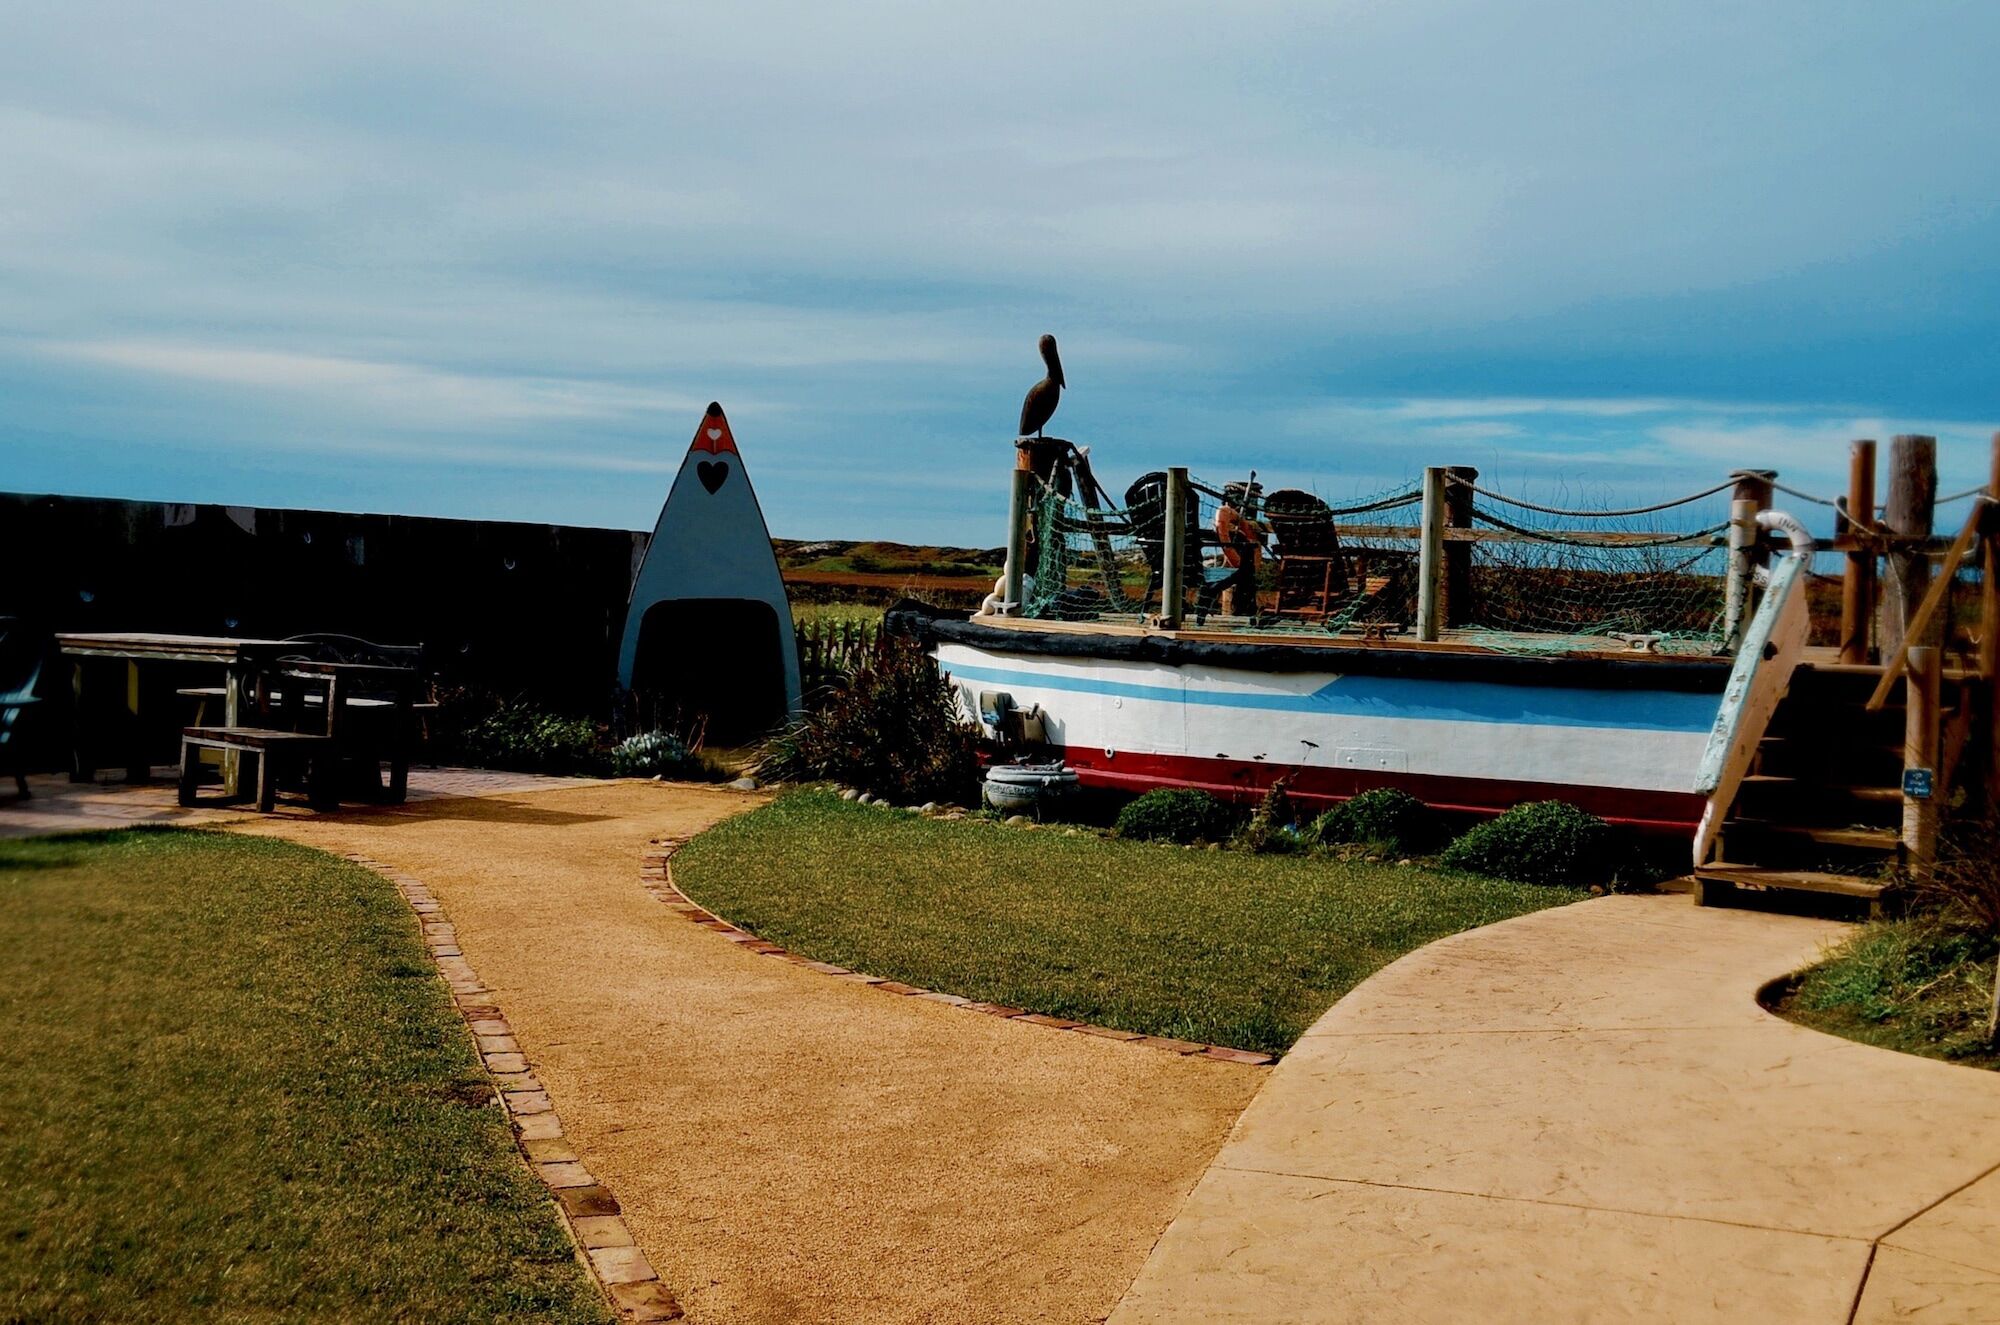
[791,601,886,627]
[1774,916,1998,1070]
[671,789,1586,1054]
[0,829,611,1324]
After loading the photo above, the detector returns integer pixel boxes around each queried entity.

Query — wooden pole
[1879,435,1937,660]
[1001,466,1031,616]
[1982,432,2000,808]
[1442,466,1477,628]
[1416,467,1445,642]
[1723,498,1757,652]
[1839,439,1877,664]
[1722,470,1775,653]
[1160,466,1188,631]
[1903,644,1941,880]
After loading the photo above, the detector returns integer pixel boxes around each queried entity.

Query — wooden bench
[178,727,337,812]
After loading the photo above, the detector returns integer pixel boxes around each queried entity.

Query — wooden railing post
[1160,466,1188,631]
[1839,439,1877,664]
[1982,432,2000,807]
[1442,466,1478,628]
[1880,434,1937,660]
[1417,467,1445,642]
[1904,644,1942,880]
[1001,464,1032,616]
[1723,470,1775,652]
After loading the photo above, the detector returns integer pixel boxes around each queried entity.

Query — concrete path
[228,780,1262,1325]
[1112,895,2000,1323]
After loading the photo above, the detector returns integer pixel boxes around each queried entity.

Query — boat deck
[981,611,1735,666]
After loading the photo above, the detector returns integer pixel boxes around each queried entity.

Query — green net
[1018,467,1736,657]
[1461,490,1731,656]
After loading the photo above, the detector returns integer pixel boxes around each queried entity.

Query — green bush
[1311,787,1439,856]
[1441,800,1614,885]
[756,635,980,804]
[1237,779,1304,853]
[611,729,730,782]
[461,704,605,775]
[1115,789,1240,844]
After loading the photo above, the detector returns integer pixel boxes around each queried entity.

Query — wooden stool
[178,727,337,812]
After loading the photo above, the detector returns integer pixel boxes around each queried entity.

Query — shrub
[1115,789,1239,845]
[1237,779,1304,853]
[1909,813,2000,930]
[1311,787,1438,855]
[755,635,979,804]
[1441,800,1615,885]
[611,729,730,782]
[461,704,605,775]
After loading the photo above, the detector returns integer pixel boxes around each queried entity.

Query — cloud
[41,339,713,427]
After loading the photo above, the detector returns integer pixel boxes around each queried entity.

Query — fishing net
[1457,478,1731,655]
[1018,466,1736,656]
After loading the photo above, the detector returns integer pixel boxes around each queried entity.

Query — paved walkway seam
[342,851,683,1324]
[643,839,1275,1067]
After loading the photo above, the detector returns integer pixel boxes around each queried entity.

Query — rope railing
[1769,480,1840,507]
[1447,474,1737,518]
[1470,506,1728,550]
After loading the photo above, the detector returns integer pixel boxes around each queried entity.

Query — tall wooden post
[1981,433,2000,807]
[1724,499,1757,652]
[1160,467,1188,631]
[1417,467,1445,642]
[1839,440,1877,664]
[1442,465,1478,628]
[1722,470,1775,652]
[1001,465,1031,617]
[1903,644,1942,880]
[1879,435,1937,659]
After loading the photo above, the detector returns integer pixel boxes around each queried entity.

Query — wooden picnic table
[275,659,419,803]
[57,632,295,794]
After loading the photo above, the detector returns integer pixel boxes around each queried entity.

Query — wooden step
[1692,862,1887,907]
[1725,819,1900,852]
[1739,775,1901,804]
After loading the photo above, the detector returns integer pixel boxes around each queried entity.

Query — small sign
[1903,768,1934,800]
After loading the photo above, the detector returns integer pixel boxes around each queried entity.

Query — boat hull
[932,635,1722,832]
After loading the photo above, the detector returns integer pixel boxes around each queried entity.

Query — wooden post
[1001,465,1031,617]
[1839,439,1877,664]
[1723,498,1757,652]
[1983,432,2000,808]
[1903,644,1941,880]
[1879,435,1937,659]
[1442,465,1477,627]
[1160,467,1188,630]
[1417,466,1445,642]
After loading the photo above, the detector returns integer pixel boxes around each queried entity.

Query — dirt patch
[233,780,1260,1325]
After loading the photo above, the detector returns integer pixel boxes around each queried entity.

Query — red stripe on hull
[1055,748,1703,833]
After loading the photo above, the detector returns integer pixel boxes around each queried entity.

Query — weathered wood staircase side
[1692,661,1969,915]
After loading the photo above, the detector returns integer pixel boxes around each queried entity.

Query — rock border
[342,852,683,1323]
[642,839,1275,1067]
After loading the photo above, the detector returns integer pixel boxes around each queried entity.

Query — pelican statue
[1018,334,1064,438]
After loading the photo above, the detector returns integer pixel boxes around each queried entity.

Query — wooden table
[57,633,294,794]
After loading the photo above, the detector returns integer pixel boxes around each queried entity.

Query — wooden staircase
[1692,661,1964,916]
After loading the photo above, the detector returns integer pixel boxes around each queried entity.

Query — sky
[2,1,1997,544]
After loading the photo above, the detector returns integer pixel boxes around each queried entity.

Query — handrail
[1692,511,1815,868]
[1865,497,1992,712]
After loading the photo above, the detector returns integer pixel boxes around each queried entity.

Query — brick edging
[641,840,1275,1067]
[342,853,684,1323]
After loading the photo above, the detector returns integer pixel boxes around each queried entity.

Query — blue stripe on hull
[939,659,1719,733]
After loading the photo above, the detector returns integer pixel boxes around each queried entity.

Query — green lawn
[1775,917,1998,1071]
[0,829,611,1324]
[671,789,1585,1054]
